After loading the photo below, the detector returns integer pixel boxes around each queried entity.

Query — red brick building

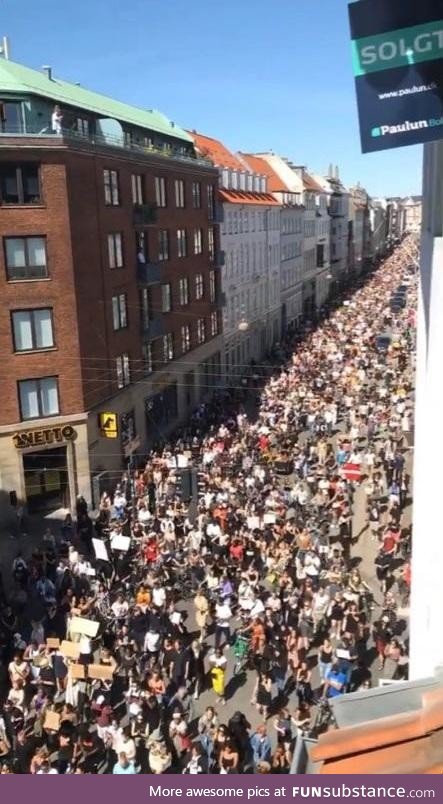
[0,58,223,515]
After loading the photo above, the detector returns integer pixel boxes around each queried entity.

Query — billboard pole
[409,139,443,679]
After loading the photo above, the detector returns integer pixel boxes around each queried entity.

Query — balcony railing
[137,260,162,285]
[0,124,213,168]
[133,203,158,226]
[142,316,165,340]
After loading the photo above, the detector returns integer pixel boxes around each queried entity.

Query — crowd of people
[0,236,417,774]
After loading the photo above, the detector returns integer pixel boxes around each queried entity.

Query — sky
[2,0,422,197]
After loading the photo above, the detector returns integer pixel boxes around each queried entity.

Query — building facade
[189,133,281,378]
[240,153,304,336]
[0,58,223,517]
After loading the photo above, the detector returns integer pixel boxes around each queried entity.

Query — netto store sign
[349,0,443,153]
[13,425,76,449]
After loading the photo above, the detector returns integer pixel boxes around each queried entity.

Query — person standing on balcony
[51,104,63,135]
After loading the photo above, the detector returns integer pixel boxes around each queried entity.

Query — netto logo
[371,119,428,137]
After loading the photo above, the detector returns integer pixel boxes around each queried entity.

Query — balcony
[0,124,213,169]
[133,203,157,226]
[137,260,162,285]
[142,316,165,340]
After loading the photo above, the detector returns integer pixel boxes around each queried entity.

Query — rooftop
[0,57,191,142]
[239,153,290,192]
[310,673,443,774]
[188,130,245,170]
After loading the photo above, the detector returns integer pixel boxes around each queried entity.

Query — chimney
[42,65,53,80]
[335,165,340,179]
[0,36,10,59]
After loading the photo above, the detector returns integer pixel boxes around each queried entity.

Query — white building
[240,153,304,335]
[189,132,281,377]
[316,168,350,292]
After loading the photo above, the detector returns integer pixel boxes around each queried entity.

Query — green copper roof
[0,58,192,142]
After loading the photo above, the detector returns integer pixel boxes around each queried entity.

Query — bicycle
[309,697,336,738]
[232,632,251,675]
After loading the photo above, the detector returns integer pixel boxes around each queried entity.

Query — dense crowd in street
[0,236,417,775]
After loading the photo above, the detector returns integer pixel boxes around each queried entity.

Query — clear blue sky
[3,0,422,197]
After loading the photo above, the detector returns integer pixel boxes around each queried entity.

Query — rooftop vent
[42,65,53,80]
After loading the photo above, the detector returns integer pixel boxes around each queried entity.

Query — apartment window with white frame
[195,273,204,300]
[18,376,59,421]
[197,317,206,344]
[210,310,218,337]
[131,174,144,205]
[5,236,48,281]
[158,229,169,261]
[208,227,215,262]
[163,333,174,362]
[181,324,191,353]
[108,233,123,268]
[193,228,203,255]
[192,181,201,208]
[103,169,119,206]
[77,118,89,137]
[177,228,187,258]
[12,308,54,352]
[142,342,153,375]
[112,293,128,330]
[175,179,185,208]
[140,287,150,329]
[209,269,216,303]
[116,353,130,388]
[155,176,167,207]
[161,283,172,312]
[179,277,189,306]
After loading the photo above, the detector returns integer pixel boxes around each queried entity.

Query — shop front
[0,417,90,519]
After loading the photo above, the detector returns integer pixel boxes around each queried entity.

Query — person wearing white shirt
[215,602,232,648]
[152,583,166,609]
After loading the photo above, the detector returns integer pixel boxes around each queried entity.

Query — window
[211,311,218,337]
[18,377,59,420]
[155,176,167,207]
[195,273,204,300]
[116,354,130,388]
[77,118,89,137]
[161,283,172,312]
[207,185,215,220]
[163,333,174,362]
[197,318,206,344]
[177,228,187,258]
[5,236,47,281]
[208,227,215,262]
[192,181,201,208]
[142,342,153,375]
[12,308,54,352]
[108,233,123,268]
[158,230,169,262]
[179,277,189,306]
[140,288,150,329]
[181,324,191,353]
[112,294,128,330]
[0,164,40,204]
[103,169,119,206]
[175,179,185,208]
[209,270,216,303]
[193,228,203,255]
[131,174,144,205]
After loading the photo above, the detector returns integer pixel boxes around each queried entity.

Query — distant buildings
[386,195,422,242]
